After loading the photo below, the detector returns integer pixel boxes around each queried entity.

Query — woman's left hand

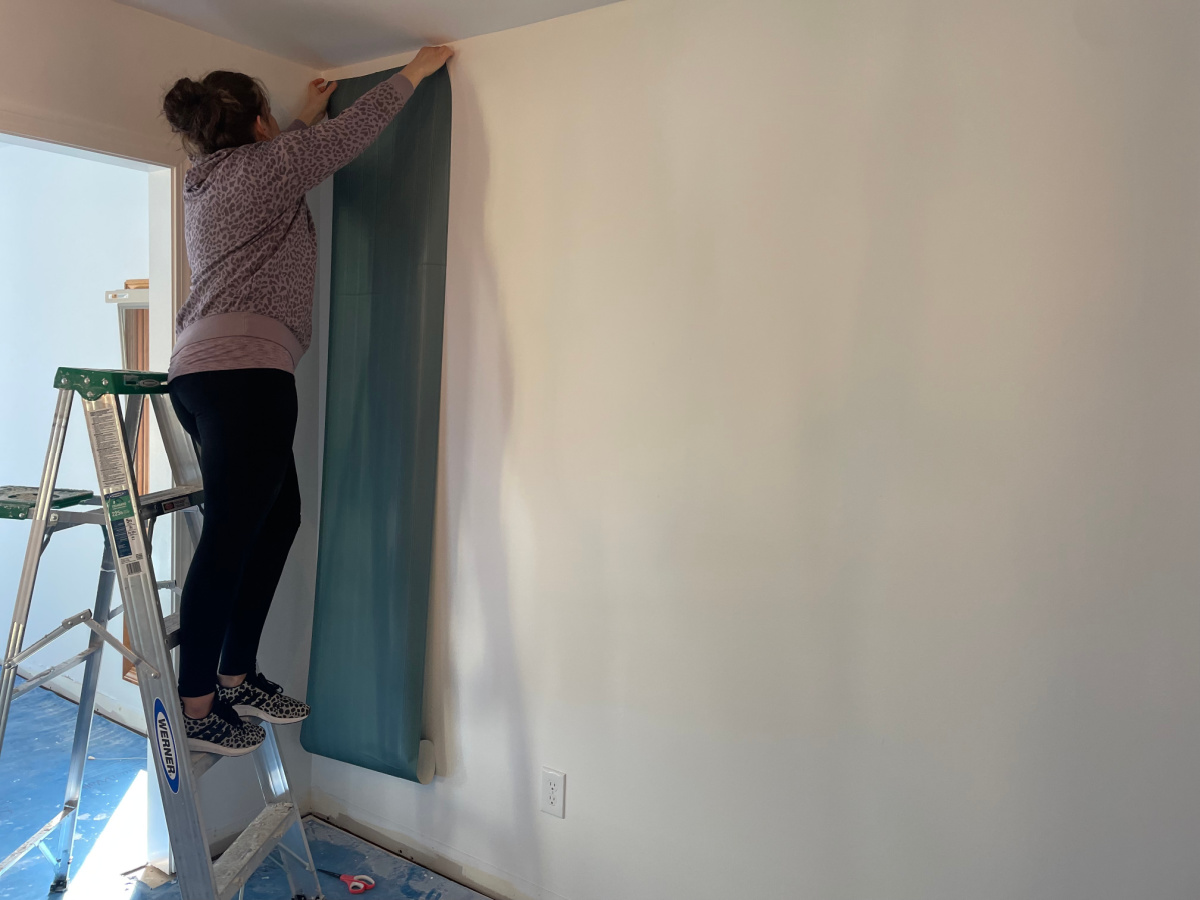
[299,78,338,126]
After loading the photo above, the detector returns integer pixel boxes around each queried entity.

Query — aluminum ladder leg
[0,390,144,886]
[0,387,74,757]
[48,394,148,891]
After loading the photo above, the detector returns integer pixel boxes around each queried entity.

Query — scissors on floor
[317,868,376,893]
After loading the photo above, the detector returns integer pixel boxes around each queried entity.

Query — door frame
[0,105,187,871]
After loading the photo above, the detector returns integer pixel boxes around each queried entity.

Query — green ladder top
[54,368,168,399]
[0,486,94,521]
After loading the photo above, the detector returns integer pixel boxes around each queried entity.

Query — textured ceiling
[113,0,621,69]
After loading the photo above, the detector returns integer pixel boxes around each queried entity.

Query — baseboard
[304,794,563,900]
[15,665,147,736]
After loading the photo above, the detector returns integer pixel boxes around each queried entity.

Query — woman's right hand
[403,45,455,86]
[299,78,338,126]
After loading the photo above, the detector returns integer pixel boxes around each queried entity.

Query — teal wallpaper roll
[301,66,451,782]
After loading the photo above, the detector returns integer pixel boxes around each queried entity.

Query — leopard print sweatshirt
[168,72,415,380]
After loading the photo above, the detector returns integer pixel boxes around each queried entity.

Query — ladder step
[138,484,204,519]
[53,366,168,398]
[190,750,221,779]
[212,802,294,900]
[0,485,94,521]
[163,611,180,649]
[27,484,203,530]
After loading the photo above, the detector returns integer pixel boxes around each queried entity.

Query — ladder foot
[49,874,68,893]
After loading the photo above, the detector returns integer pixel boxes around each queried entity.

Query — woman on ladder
[161,45,453,755]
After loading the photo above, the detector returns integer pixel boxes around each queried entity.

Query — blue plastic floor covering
[1,680,484,899]
[132,819,486,900]
[0,677,147,900]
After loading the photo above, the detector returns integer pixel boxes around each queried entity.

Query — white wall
[0,143,149,721]
[0,0,318,163]
[309,1,1200,898]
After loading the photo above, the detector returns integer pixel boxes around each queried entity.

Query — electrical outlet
[540,767,566,818]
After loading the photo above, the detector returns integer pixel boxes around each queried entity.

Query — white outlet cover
[541,767,566,818]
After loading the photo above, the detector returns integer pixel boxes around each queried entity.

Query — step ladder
[0,368,324,900]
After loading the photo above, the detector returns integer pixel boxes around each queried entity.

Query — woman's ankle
[217,672,247,688]
[182,692,215,719]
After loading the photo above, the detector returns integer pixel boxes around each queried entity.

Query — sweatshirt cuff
[387,72,416,102]
[284,118,308,132]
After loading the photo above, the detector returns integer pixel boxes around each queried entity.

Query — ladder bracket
[3,610,92,669]
[2,610,157,680]
[79,614,160,679]
[12,647,100,698]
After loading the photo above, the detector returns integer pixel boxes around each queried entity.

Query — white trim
[0,103,187,869]
[0,97,182,170]
[0,132,160,172]
[106,289,152,306]
[0,98,187,319]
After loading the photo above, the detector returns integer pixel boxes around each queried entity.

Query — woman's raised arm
[264,45,453,201]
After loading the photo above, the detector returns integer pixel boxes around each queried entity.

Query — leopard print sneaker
[217,670,310,724]
[182,695,265,756]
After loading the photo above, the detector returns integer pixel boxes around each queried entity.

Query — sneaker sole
[186,736,262,757]
[232,704,310,725]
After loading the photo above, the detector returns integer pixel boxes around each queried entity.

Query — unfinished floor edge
[302,806,545,900]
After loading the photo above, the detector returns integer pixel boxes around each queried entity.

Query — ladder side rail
[150,393,204,550]
[0,388,74,757]
[252,724,323,900]
[124,393,143,488]
[48,532,119,890]
[81,392,218,900]
[149,393,201,486]
[150,396,204,571]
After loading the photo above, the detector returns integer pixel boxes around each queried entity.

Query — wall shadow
[418,61,545,888]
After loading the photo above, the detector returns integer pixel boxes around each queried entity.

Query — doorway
[0,131,176,896]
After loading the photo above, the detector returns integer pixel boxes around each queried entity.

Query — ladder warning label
[87,407,130,495]
[111,518,133,557]
[114,518,145,571]
[85,403,148,574]
[105,490,135,522]
[104,492,145,570]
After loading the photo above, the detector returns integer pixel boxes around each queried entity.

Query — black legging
[169,368,300,698]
